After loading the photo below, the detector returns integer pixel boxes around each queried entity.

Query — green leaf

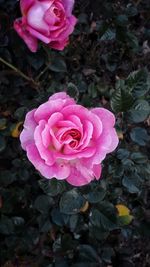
[37,215,52,232]
[42,222,53,234]
[122,159,134,168]
[89,226,109,241]
[115,79,125,90]
[61,233,77,251]
[143,164,150,180]
[12,216,25,226]
[122,175,141,193]
[102,54,117,72]
[0,170,16,186]
[84,188,106,203]
[0,216,14,234]
[88,83,98,98]
[27,54,44,70]
[51,208,64,226]
[126,5,138,17]
[117,149,130,160]
[90,202,117,230]
[78,244,100,262]
[69,214,78,232]
[101,247,115,263]
[126,32,139,51]
[0,118,7,129]
[67,82,79,100]
[0,135,6,153]
[111,88,134,112]
[130,127,150,146]
[137,222,150,237]
[118,215,133,225]
[100,28,116,41]
[34,195,54,213]
[38,178,66,196]
[128,100,150,123]
[60,189,86,215]
[49,56,67,72]
[90,209,115,230]
[116,15,129,26]
[14,107,28,120]
[130,152,148,164]
[126,69,150,97]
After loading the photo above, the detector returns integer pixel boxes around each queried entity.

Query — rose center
[53,7,60,17]
[61,129,81,148]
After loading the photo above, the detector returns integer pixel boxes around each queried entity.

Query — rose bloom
[20,92,119,186]
[14,0,77,52]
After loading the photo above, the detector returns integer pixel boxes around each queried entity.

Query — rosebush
[14,0,77,52]
[0,0,150,266]
[20,92,118,185]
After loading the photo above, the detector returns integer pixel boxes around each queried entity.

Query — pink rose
[20,92,119,186]
[14,0,77,52]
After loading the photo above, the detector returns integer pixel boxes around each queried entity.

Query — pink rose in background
[14,0,77,52]
[20,92,119,186]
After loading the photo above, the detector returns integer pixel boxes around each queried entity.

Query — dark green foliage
[111,87,134,112]
[0,0,150,266]
[60,189,86,214]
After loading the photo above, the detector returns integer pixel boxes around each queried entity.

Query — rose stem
[35,45,51,81]
[0,56,39,88]
[36,65,50,80]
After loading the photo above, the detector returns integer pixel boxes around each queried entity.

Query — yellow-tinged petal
[11,122,23,138]
[116,204,130,216]
[80,201,89,212]
[117,129,123,140]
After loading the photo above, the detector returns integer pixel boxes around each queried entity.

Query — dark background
[0,0,150,266]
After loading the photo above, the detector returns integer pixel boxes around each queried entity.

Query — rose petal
[85,134,112,165]
[49,92,75,105]
[34,120,55,166]
[92,164,102,180]
[88,108,119,164]
[44,6,61,26]
[56,126,77,143]
[14,19,38,52]
[49,38,69,50]
[68,115,83,133]
[20,92,119,187]
[26,26,51,44]
[107,128,119,152]
[66,165,93,186]
[62,105,102,139]
[62,0,75,16]
[26,1,51,35]
[41,123,52,148]
[34,99,64,123]
[20,0,35,15]
[57,119,77,129]
[34,94,75,123]
[20,109,37,150]
[57,146,96,160]
[78,120,93,149]
[50,16,77,40]
[26,143,70,179]
[16,0,77,52]
[91,108,116,128]
[48,112,64,150]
